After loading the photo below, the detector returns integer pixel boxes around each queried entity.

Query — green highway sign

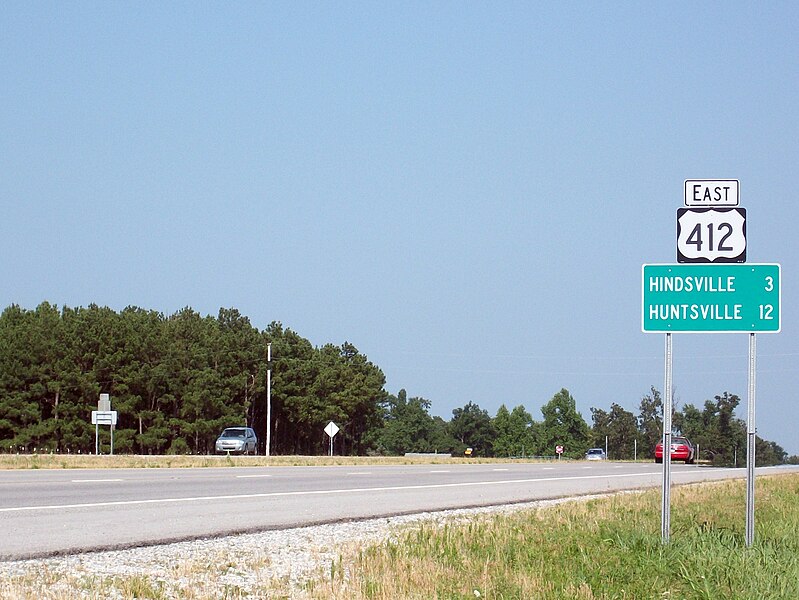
[642,263,780,333]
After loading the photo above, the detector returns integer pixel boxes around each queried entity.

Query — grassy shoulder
[307,474,799,600]
[0,453,524,470]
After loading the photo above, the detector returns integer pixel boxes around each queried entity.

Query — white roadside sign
[324,421,339,438]
[91,410,118,425]
[684,179,739,206]
[677,208,746,263]
[324,421,339,457]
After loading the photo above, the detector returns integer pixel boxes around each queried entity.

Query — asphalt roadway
[1,461,797,560]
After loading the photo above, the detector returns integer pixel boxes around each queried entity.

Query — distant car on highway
[655,436,695,464]
[215,427,258,455]
[585,448,607,461]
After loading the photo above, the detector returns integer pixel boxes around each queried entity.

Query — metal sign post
[746,333,756,546]
[266,342,272,457]
[661,333,673,544]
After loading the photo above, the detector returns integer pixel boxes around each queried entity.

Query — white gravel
[0,495,614,598]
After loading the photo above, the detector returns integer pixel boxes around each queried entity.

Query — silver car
[215,427,258,455]
[585,448,607,461]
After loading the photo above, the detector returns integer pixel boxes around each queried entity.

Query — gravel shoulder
[0,495,614,598]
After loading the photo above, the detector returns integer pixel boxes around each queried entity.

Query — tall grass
[314,475,799,599]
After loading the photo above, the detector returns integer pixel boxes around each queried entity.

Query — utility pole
[266,342,272,457]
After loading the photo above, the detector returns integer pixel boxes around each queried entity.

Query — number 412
[685,222,734,252]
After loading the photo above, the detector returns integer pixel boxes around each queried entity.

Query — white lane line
[542,467,555,470]
[0,470,731,514]
[71,479,123,483]
[492,468,509,472]
[236,474,272,479]
[346,472,371,475]
[429,470,450,473]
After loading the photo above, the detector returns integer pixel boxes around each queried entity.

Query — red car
[655,436,695,464]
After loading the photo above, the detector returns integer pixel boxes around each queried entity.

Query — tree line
[0,303,792,464]
[0,303,384,455]
[378,386,790,465]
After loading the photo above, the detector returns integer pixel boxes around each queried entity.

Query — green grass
[315,474,799,599]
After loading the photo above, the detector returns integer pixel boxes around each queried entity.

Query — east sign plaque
[642,263,780,333]
[684,179,739,206]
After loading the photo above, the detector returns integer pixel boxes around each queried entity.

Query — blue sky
[2,2,797,454]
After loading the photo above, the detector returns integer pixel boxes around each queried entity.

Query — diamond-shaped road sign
[324,421,339,438]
